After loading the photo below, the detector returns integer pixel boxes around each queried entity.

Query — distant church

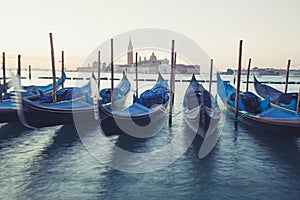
[126,37,169,67]
[127,37,133,66]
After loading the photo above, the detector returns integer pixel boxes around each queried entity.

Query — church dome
[150,52,157,62]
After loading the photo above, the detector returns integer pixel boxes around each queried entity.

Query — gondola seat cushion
[241,92,260,114]
[259,96,270,112]
[227,92,246,111]
[100,88,122,104]
[282,99,297,111]
[140,89,155,108]
[153,88,169,104]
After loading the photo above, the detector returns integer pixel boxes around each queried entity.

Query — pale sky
[0,0,299,71]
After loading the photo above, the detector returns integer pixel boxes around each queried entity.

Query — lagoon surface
[0,71,299,199]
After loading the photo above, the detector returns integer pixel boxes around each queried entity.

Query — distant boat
[284,71,300,78]
[217,73,300,135]
[15,72,131,128]
[254,76,299,111]
[258,70,280,76]
[97,72,169,137]
[183,74,220,137]
[0,73,67,123]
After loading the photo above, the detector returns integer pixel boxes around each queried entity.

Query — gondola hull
[184,106,220,137]
[19,92,130,128]
[0,106,18,123]
[183,74,221,138]
[99,103,167,137]
[225,103,300,135]
[0,73,67,124]
[217,73,300,135]
[98,72,169,137]
[20,98,95,128]
[15,72,131,128]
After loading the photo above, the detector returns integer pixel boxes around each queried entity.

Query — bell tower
[127,37,133,66]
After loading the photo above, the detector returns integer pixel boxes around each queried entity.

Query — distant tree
[226,68,234,75]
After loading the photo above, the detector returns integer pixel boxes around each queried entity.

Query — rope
[224,109,254,121]
[213,107,254,122]
[171,110,182,118]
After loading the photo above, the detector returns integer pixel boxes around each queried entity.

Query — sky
[0,0,299,71]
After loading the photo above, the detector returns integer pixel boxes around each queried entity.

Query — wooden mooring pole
[49,33,57,103]
[17,54,21,81]
[110,39,114,110]
[97,50,101,90]
[169,40,175,126]
[296,88,300,114]
[135,52,139,98]
[209,59,213,94]
[284,59,291,93]
[2,52,6,93]
[246,58,251,92]
[235,40,243,130]
[0,80,2,102]
[61,51,64,88]
[28,65,32,80]
[233,71,236,85]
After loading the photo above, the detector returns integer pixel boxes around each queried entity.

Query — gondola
[183,74,220,137]
[0,73,67,123]
[217,73,300,135]
[97,73,169,137]
[254,76,299,111]
[15,72,131,128]
[2,72,66,100]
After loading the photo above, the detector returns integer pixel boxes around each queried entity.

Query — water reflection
[238,122,300,176]
[0,126,60,199]
[0,122,30,141]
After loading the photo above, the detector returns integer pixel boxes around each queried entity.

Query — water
[0,71,299,199]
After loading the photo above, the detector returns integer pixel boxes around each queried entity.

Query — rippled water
[0,72,299,199]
